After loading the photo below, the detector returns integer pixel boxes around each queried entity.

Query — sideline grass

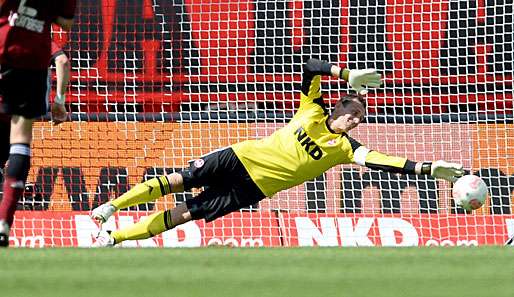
[1,247,513,297]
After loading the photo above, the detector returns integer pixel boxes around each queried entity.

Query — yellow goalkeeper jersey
[231,60,413,197]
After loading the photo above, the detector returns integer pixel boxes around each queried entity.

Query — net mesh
[7,0,514,247]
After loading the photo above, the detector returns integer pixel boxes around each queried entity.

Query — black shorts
[0,66,49,119]
[181,147,266,222]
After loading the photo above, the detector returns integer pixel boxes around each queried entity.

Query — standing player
[91,58,464,247]
[0,41,71,208]
[0,0,76,247]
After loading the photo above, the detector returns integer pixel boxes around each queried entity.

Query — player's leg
[93,202,192,247]
[94,185,224,247]
[0,67,47,247]
[95,197,195,246]
[0,116,34,246]
[92,147,265,246]
[100,183,264,246]
[91,147,228,223]
[91,173,184,223]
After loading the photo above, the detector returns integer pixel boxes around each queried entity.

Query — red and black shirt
[0,0,75,69]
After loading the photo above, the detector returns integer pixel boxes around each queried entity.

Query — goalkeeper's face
[329,98,365,133]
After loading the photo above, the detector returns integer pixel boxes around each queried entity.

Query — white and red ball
[452,175,488,211]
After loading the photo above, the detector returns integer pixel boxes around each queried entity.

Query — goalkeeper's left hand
[431,160,464,182]
[341,69,382,96]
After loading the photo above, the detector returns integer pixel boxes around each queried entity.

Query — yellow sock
[111,210,173,244]
[111,176,172,210]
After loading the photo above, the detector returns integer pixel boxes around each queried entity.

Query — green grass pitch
[1,247,513,297]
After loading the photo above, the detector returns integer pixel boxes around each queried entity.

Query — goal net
[7,0,513,247]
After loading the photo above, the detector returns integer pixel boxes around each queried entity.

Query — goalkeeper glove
[423,160,464,182]
[340,69,382,96]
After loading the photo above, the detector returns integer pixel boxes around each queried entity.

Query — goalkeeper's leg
[93,147,265,245]
[91,173,184,224]
[102,183,264,246]
[109,203,191,245]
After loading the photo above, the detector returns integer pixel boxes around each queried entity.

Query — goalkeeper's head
[327,94,366,133]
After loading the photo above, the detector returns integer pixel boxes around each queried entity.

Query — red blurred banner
[70,0,513,83]
[67,0,512,109]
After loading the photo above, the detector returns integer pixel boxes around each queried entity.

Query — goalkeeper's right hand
[341,69,382,95]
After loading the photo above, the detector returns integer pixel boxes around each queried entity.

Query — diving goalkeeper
[91,59,464,247]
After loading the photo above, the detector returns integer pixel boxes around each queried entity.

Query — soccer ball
[452,175,488,211]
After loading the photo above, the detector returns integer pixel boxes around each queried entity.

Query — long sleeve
[349,136,417,175]
[299,59,334,109]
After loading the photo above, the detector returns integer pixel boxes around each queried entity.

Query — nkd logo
[295,217,419,247]
[294,217,478,247]
[74,215,264,247]
[294,127,323,160]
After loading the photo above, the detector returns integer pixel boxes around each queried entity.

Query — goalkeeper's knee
[137,176,173,199]
[146,210,174,236]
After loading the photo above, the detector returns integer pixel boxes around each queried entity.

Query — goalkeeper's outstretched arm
[349,137,464,182]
